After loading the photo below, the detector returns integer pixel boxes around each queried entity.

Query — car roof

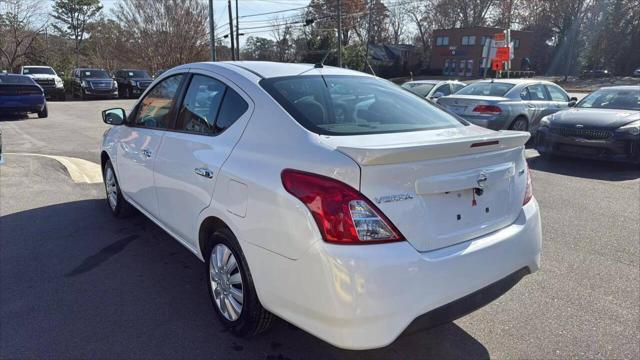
[22,65,52,68]
[474,79,551,85]
[598,85,639,91]
[187,61,373,80]
[406,80,464,84]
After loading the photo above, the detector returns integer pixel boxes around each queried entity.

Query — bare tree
[386,0,406,44]
[113,0,210,72]
[271,16,294,62]
[0,0,47,71]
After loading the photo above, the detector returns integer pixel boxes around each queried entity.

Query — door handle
[142,149,152,158]
[194,167,214,179]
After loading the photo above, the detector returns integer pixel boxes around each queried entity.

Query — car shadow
[0,199,490,359]
[0,113,30,121]
[528,153,639,181]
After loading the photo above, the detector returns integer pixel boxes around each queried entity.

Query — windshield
[402,82,435,97]
[577,89,640,111]
[80,70,110,79]
[0,75,35,85]
[261,75,465,136]
[23,67,56,75]
[456,82,514,97]
[127,70,150,78]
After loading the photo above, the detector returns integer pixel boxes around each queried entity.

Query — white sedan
[100,61,541,350]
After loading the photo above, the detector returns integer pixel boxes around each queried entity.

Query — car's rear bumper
[536,127,640,164]
[0,95,46,113]
[456,114,511,130]
[247,199,541,350]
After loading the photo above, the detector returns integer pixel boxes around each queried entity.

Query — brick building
[429,26,533,78]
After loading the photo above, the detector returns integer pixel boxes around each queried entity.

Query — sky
[46,0,314,45]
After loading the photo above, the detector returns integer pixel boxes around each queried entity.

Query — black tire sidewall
[103,160,129,217]
[205,228,263,336]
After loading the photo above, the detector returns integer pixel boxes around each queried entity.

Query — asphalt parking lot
[1,99,639,359]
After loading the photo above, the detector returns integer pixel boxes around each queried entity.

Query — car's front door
[115,74,185,217]
[153,70,252,247]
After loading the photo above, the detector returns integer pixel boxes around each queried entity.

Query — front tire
[37,105,48,118]
[510,116,529,132]
[206,228,273,336]
[103,160,133,218]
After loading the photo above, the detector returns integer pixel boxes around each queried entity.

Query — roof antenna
[315,49,334,68]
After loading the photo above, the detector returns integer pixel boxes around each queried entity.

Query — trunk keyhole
[485,207,490,213]
[474,188,484,196]
[457,214,461,221]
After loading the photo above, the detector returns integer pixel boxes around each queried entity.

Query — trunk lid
[321,127,530,252]
[437,95,508,116]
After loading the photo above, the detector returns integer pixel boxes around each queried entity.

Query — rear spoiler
[337,130,530,166]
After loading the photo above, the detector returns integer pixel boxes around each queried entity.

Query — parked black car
[113,69,153,99]
[71,68,118,100]
[536,86,640,165]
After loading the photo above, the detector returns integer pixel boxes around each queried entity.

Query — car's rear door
[115,73,186,217]
[544,84,571,115]
[153,69,252,247]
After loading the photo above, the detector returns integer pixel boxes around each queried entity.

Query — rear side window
[456,82,514,97]
[526,84,548,101]
[176,74,248,135]
[451,83,466,93]
[176,75,226,135]
[261,75,464,136]
[546,85,569,102]
[434,84,451,96]
[216,88,248,133]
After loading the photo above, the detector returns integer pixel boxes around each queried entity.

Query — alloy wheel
[209,244,244,321]
[104,167,118,210]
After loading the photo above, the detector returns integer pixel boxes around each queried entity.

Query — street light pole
[227,0,235,60]
[208,0,216,61]
[337,0,342,67]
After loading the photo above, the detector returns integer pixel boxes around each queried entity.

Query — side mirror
[102,108,126,125]
[568,97,578,107]
[431,92,445,99]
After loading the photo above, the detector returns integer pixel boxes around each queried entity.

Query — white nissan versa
[100,61,541,350]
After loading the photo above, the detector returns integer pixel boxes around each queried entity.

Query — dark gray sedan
[437,79,577,134]
[536,86,639,164]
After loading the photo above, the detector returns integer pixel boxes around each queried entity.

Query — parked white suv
[19,65,65,101]
[100,61,541,350]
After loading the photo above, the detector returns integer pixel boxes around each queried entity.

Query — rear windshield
[23,67,55,75]
[260,75,465,135]
[80,70,110,79]
[0,75,35,85]
[456,82,514,97]
[401,82,435,97]
[577,89,639,111]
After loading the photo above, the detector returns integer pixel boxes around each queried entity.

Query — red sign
[496,46,510,61]
[492,59,504,71]
[494,33,505,41]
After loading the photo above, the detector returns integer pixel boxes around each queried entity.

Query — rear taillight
[523,166,533,205]
[281,169,404,244]
[472,105,502,114]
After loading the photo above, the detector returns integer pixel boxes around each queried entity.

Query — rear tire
[103,159,133,218]
[37,105,48,118]
[509,116,529,132]
[205,228,273,336]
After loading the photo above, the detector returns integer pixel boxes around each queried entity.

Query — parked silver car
[437,79,577,133]
[401,80,466,101]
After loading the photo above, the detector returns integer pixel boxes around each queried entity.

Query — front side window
[134,74,184,129]
[176,75,226,134]
[545,85,569,102]
[526,84,548,101]
[434,84,451,96]
[456,82,515,97]
[452,83,466,93]
[261,75,465,136]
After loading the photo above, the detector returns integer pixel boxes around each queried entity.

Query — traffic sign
[492,59,504,71]
[494,33,505,41]
[496,47,510,61]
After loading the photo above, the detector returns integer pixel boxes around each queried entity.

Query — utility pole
[227,0,235,60]
[506,28,511,79]
[235,0,240,60]
[208,0,216,61]
[364,0,373,72]
[337,0,342,67]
